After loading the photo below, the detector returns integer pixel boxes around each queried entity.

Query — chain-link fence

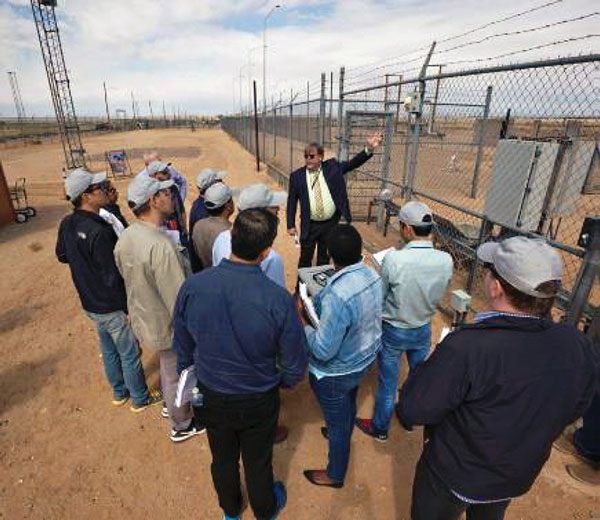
[221,53,600,332]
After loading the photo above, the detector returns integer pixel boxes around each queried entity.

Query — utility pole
[131,91,136,120]
[148,100,154,119]
[102,81,110,124]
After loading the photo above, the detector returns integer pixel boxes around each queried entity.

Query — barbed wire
[441,34,600,67]
[344,0,565,76]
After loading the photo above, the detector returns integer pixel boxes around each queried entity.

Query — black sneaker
[169,420,206,443]
[161,404,169,419]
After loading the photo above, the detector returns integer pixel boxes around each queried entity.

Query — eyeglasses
[304,153,318,159]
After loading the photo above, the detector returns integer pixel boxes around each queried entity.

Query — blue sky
[0,0,597,117]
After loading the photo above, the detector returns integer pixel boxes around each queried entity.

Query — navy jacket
[286,150,373,241]
[173,259,308,394]
[398,316,600,501]
[56,210,128,314]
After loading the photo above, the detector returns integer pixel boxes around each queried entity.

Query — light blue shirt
[381,241,453,329]
[305,261,382,378]
[211,229,285,288]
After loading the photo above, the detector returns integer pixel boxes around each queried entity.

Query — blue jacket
[173,259,308,394]
[286,150,373,242]
[306,261,382,376]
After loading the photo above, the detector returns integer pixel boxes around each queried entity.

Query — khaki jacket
[114,220,190,351]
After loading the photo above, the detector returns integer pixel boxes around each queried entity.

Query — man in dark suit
[286,132,383,268]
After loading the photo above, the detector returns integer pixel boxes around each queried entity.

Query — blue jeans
[86,310,149,406]
[309,363,372,483]
[574,392,600,463]
[372,321,431,433]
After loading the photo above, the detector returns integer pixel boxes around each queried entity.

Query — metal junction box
[485,139,560,230]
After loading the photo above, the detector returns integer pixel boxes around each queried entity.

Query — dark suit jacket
[286,150,373,242]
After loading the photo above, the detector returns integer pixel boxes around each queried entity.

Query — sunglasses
[304,153,319,159]
[85,182,108,194]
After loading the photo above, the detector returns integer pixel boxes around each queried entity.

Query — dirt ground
[0,128,598,520]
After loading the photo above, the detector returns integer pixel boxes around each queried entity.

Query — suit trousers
[298,215,340,268]
[202,386,280,520]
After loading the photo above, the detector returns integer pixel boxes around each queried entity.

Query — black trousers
[298,215,340,268]
[411,456,511,520]
[202,386,280,520]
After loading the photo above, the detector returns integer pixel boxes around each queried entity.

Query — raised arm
[339,131,384,174]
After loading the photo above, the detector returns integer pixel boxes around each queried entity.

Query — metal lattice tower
[30,0,85,170]
[7,71,26,121]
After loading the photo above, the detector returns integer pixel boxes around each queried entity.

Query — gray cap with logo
[204,183,233,210]
[196,168,227,191]
[477,236,562,298]
[146,161,170,177]
[64,168,107,200]
[398,201,432,227]
[237,183,287,211]
[128,175,174,211]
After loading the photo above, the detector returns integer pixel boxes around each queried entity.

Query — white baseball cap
[128,175,174,210]
[204,183,233,209]
[146,161,170,177]
[237,183,287,211]
[398,201,432,227]
[196,168,227,191]
[477,236,562,298]
[64,168,107,200]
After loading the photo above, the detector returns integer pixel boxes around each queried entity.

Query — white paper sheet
[299,282,320,328]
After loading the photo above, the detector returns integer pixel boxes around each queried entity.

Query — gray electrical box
[484,139,560,230]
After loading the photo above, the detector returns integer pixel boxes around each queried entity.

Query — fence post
[329,71,334,147]
[376,112,395,232]
[405,42,436,200]
[566,217,600,327]
[272,95,277,157]
[336,66,345,161]
[289,89,294,177]
[253,80,260,172]
[319,72,326,145]
[427,65,443,134]
[395,74,403,133]
[470,85,493,199]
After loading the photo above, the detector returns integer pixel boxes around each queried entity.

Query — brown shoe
[566,462,600,486]
[275,424,288,444]
[303,469,343,488]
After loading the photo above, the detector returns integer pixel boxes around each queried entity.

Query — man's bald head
[143,152,161,166]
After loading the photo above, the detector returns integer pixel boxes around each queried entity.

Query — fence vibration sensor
[451,289,472,314]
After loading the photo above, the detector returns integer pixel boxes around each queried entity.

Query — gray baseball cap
[146,161,170,177]
[398,201,432,227]
[477,236,562,298]
[204,183,233,210]
[237,183,287,211]
[196,168,226,191]
[65,168,107,200]
[128,175,174,210]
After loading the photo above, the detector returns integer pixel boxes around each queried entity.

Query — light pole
[263,4,280,160]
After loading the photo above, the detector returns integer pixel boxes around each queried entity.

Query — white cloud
[0,0,597,117]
